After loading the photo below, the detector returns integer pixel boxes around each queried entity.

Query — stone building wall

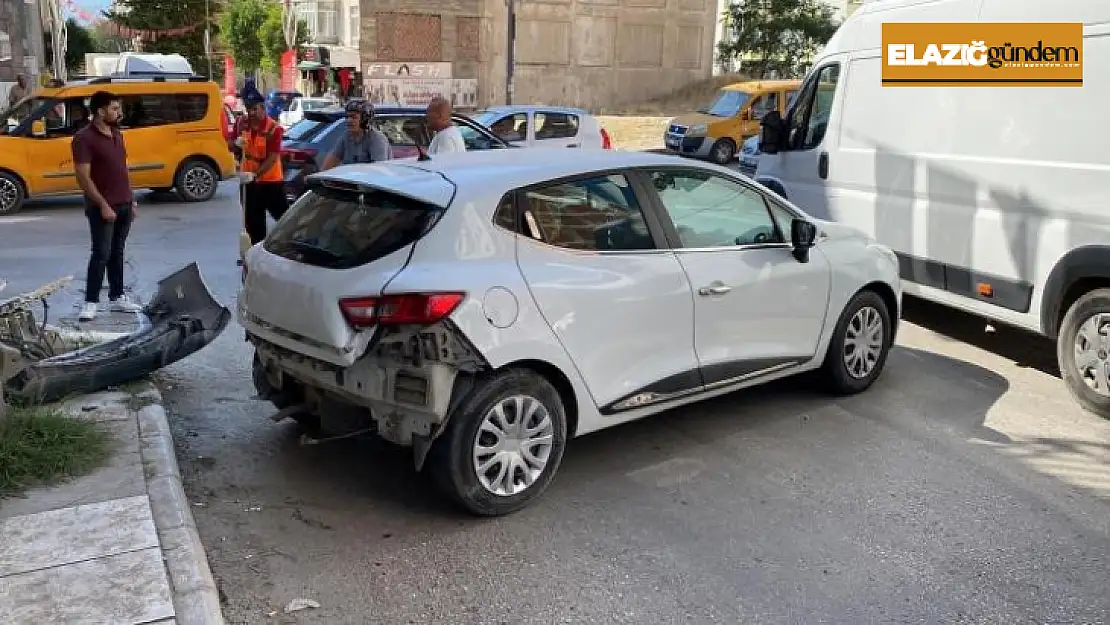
[360,0,717,110]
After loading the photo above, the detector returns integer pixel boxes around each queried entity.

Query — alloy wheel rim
[472,395,555,497]
[0,178,18,212]
[184,167,214,199]
[716,143,732,161]
[843,306,884,379]
[1073,312,1110,398]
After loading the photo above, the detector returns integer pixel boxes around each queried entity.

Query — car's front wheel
[175,159,219,202]
[821,289,893,394]
[0,171,25,215]
[430,369,568,516]
[1057,288,1110,419]
[709,138,736,165]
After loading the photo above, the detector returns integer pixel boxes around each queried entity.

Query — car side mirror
[31,119,46,137]
[759,111,785,155]
[790,218,817,263]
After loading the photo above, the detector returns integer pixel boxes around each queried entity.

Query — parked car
[238,148,902,516]
[665,79,801,165]
[471,105,612,149]
[754,0,1110,419]
[0,75,237,214]
[280,105,511,203]
[278,96,338,128]
[265,89,302,121]
[739,135,761,177]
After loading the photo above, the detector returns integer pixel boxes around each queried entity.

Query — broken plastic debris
[284,598,321,613]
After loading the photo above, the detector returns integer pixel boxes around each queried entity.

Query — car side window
[490,113,527,142]
[787,64,840,150]
[176,94,208,123]
[534,112,579,139]
[763,196,798,238]
[120,94,179,129]
[456,118,505,150]
[521,174,654,251]
[493,193,518,232]
[41,97,88,136]
[647,169,783,248]
[751,93,778,120]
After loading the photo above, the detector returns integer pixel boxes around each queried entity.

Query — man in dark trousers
[236,85,288,245]
[73,90,143,322]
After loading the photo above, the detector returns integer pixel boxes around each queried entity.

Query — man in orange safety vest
[237,87,288,245]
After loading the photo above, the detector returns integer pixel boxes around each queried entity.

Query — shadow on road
[902,294,1059,378]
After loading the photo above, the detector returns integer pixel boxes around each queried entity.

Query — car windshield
[699,90,749,117]
[264,185,444,269]
[285,118,325,141]
[470,110,500,126]
[1,97,48,134]
[301,99,332,112]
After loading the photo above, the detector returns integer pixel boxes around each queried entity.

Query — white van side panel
[773,0,1110,335]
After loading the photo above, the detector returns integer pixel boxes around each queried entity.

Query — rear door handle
[566,143,580,148]
[818,151,829,179]
[698,284,732,296]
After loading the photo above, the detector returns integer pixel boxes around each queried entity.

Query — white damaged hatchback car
[238,148,902,516]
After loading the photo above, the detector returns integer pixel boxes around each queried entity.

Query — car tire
[0,171,26,215]
[429,369,568,517]
[821,289,893,395]
[1056,288,1110,419]
[175,159,219,203]
[709,138,736,165]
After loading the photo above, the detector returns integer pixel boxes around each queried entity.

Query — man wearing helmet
[321,100,392,170]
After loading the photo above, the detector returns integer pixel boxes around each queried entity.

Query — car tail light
[339,292,466,328]
[600,128,612,150]
[283,147,318,165]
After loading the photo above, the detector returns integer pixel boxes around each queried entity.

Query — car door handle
[818,151,829,179]
[698,284,733,296]
[566,143,579,148]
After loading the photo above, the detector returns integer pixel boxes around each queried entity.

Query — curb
[133,381,226,625]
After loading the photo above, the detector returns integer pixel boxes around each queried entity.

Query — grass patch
[0,405,112,499]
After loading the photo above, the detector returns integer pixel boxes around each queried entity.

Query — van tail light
[600,127,612,150]
[282,147,318,165]
[339,292,466,328]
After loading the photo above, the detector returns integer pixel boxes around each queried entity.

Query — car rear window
[285,119,324,141]
[264,184,444,269]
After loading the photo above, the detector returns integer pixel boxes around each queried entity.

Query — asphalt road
[3,188,1110,625]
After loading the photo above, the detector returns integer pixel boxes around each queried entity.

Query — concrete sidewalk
[0,377,224,624]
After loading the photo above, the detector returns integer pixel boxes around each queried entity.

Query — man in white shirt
[425,96,467,155]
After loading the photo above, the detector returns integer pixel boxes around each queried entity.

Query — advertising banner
[223,56,236,94]
[364,78,478,109]
[281,50,298,91]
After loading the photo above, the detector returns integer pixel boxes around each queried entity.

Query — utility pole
[504,0,515,104]
[204,0,213,79]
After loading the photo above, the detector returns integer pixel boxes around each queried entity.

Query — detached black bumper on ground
[4,263,231,404]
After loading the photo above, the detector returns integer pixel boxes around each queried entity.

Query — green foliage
[718,0,840,78]
[65,19,99,72]
[105,0,222,80]
[0,405,111,498]
[222,0,310,74]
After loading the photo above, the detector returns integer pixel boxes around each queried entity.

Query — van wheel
[0,171,25,215]
[821,290,893,394]
[1057,288,1110,419]
[709,138,736,165]
[429,369,568,517]
[175,160,218,202]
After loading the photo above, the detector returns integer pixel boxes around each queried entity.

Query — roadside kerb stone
[132,382,225,625]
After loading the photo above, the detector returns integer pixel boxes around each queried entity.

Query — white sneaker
[78,302,98,321]
[108,296,143,313]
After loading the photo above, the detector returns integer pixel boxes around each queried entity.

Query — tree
[105,0,221,80]
[219,0,268,73]
[718,0,839,79]
[44,18,101,73]
[259,3,310,74]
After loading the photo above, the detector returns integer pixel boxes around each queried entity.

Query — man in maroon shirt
[72,91,143,322]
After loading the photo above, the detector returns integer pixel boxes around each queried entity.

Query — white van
[753,0,1110,418]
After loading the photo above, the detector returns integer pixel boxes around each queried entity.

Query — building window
[348,6,359,47]
[0,31,11,62]
[317,2,338,44]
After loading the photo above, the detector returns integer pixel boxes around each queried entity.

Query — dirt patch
[595,73,751,151]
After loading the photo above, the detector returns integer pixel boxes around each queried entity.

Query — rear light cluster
[600,128,612,150]
[283,147,318,165]
[339,292,466,328]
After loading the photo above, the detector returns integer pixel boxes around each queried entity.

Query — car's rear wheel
[821,289,892,394]
[430,369,568,516]
[709,138,736,165]
[176,159,219,202]
[1057,288,1110,419]
[0,171,26,215]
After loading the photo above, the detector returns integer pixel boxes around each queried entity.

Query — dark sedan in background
[280,105,512,203]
